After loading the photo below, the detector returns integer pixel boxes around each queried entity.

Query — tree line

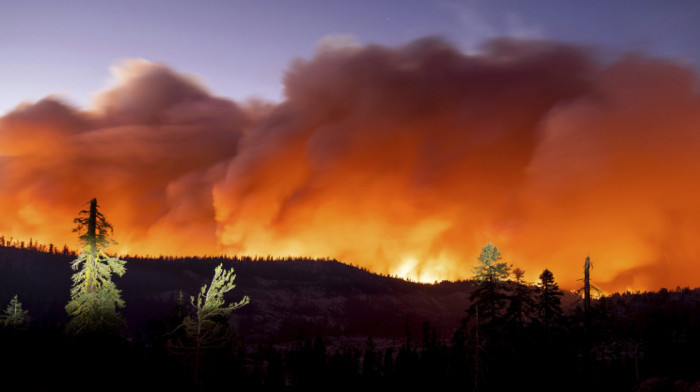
[2,203,700,391]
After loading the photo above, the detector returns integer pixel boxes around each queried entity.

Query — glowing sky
[1,1,700,293]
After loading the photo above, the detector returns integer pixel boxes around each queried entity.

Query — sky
[1,0,700,292]
[1,0,698,115]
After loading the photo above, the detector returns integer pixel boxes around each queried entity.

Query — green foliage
[181,264,250,344]
[65,198,126,335]
[65,250,126,334]
[2,295,29,328]
[472,242,511,284]
[468,243,514,331]
[170,263,249,383]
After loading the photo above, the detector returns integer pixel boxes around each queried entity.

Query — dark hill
[4,245,700,391]
[0,245,476,343]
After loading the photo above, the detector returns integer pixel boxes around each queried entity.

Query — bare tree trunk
[584,256,591,316]
[87,198,99,294]
[88,198,97,245]
[583,256,593,389]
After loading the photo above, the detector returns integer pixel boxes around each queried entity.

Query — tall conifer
[65,198,126,335]
[536,269,563,333]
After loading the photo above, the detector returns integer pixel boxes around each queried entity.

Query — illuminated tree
[1,295,29,328]
[65,198,126,335]
[468,242,512,392]
[470,242,512,322]
[170,263,250,384]
[472,243,511,283]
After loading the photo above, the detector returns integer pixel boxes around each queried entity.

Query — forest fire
[1,38,699,293]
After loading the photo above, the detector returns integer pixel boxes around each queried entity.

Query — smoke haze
[1,38,699,292]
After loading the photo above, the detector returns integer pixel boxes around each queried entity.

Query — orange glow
[1,41,700,293]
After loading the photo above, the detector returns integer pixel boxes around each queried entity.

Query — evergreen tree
[1,295,29,328]
[472,243,511,283]
[536,269,563,333]
[470,242,512,323]
[65,198,126,335]
[467,242,512,392]
[505,267,535,329]
[171,263,250,384]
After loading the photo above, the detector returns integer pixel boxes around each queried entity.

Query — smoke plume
[1,38,699,292]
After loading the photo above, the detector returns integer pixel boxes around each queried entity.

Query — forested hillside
[0,243,477,341]
[2,242,700,391]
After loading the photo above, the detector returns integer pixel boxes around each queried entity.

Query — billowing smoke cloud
[0,59,251,255]
[1,38,699,292]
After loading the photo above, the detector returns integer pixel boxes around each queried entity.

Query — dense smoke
[1,38,699,292]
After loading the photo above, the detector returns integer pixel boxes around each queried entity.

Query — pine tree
[536,269,563,333]
[171,263,250,384]
[472,243,511,284]
[467,242,512,392]
[505,267,535,328]
[65,198,126,335]
[470,242,512,323]
[1,295,29,328]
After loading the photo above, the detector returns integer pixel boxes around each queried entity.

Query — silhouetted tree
[577,255,603,344]
[537,269,563,333]
[65,198,126,335]
[582,256,593,316]
[505,267,535,329]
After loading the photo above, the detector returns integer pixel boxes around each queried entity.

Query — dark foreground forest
[1,242,700,392]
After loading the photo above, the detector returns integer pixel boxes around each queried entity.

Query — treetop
[472,242,512,284]
[73,198,115,248]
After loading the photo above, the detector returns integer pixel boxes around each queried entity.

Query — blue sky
[1,0,698,115]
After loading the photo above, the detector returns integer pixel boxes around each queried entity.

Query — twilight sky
[1,0,698,115]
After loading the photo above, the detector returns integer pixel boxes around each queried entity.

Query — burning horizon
[1,37,699,293]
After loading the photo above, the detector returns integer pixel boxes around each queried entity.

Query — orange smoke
[1,38,699,293]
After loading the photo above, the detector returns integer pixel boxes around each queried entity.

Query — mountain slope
[0,245,475,342]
